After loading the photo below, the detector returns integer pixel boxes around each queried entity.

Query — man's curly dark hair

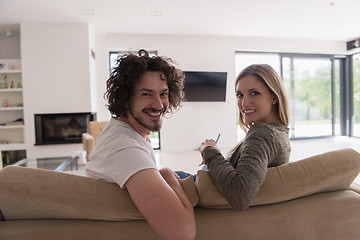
[104,49,185,118]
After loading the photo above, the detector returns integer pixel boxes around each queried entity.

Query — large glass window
[282,57,333,138]
[235,53,280,76]
[235,53,280,141]
[109,50,160,149]
[235,52,339,140]
[353,53,360,137]
[334,59,341,136]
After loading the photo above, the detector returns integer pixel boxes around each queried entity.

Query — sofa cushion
[0,166,198,221]
[196,148,360,209]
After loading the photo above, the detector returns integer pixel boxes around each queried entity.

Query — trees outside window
[282,57,334,138]
[236,52,342,140]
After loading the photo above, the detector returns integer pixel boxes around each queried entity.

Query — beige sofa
[1,148,360,240]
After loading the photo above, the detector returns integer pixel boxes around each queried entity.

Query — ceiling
[0,0,360,42]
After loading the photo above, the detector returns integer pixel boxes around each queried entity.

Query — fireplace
[34,112,96,145]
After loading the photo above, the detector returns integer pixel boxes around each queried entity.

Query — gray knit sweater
[202,123,291,210]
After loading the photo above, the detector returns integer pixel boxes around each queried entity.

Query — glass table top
[12,156,78,172]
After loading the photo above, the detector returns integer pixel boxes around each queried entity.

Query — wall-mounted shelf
[0,143,26,151]
[0,125,24,130]
[0,88,22,92]
[0,70,22,74]
[0,107,24,111]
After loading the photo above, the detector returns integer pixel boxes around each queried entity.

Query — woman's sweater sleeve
[201,124,278,210]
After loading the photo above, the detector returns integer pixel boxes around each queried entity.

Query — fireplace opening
[34,112,96,145]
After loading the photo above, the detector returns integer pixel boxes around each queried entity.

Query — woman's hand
[198,139,217,154]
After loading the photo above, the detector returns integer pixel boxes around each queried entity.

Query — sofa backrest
[0,166,197,221]
[0,148,359,221]
[196,148,360,209]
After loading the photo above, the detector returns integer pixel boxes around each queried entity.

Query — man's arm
[125,168,196,240]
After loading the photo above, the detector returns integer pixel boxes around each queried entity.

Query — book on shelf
[5,121,24,126]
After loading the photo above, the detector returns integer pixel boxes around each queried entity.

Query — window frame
[235,51,348,140]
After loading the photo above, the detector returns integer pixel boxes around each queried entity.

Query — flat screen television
[183,71,227,102]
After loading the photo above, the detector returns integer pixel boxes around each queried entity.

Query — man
[85,50,196,240]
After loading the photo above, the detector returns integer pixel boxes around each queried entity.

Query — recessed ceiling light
[281,17,292,23]
[81,9,95,16]
[150,10,163,17]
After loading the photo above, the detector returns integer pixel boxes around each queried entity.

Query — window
[235,52,341,140]
[235,53,280,141]
[109,50,161,149]
[282,56,333,138]
[353,53,360,137]
[333,59,341,136]
[235,53,280,76]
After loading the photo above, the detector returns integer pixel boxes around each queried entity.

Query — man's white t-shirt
[85,118,157,188]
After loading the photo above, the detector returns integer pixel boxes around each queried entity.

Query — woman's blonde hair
[235,64,289,132]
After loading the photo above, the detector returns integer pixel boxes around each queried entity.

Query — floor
[72,136,360,184]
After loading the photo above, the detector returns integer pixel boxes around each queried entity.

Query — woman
[198,64,291,211]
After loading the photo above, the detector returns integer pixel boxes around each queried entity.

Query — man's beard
[129,107,166,132]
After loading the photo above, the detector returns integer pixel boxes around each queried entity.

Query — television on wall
[183,71,227,102]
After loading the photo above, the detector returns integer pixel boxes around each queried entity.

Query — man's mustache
[143,107,167,113]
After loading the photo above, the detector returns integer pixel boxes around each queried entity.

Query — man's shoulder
[98,120,144,147]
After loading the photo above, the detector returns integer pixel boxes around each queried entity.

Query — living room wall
[95,34,346,152]
[16,22,346,158]
[21,23,95,158]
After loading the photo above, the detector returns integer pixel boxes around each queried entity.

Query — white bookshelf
[0,59,25,165]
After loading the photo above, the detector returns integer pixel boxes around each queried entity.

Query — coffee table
[12,156,79,172]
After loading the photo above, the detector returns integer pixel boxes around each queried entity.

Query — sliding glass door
[353,54,360,137]
[281,56,334,138]
[235,52,341,140]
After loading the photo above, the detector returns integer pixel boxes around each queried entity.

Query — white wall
[88,27,98,114]
[95,34,346,152]
[21,23,93,158]
[0,21,350,159]
[0,28,21,59]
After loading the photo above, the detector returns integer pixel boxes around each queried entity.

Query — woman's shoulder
[249,122,289,133]
[245,123,291,162]
[246,123,289,142]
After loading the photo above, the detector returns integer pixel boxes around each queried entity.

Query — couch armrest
[82,133,95,162]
